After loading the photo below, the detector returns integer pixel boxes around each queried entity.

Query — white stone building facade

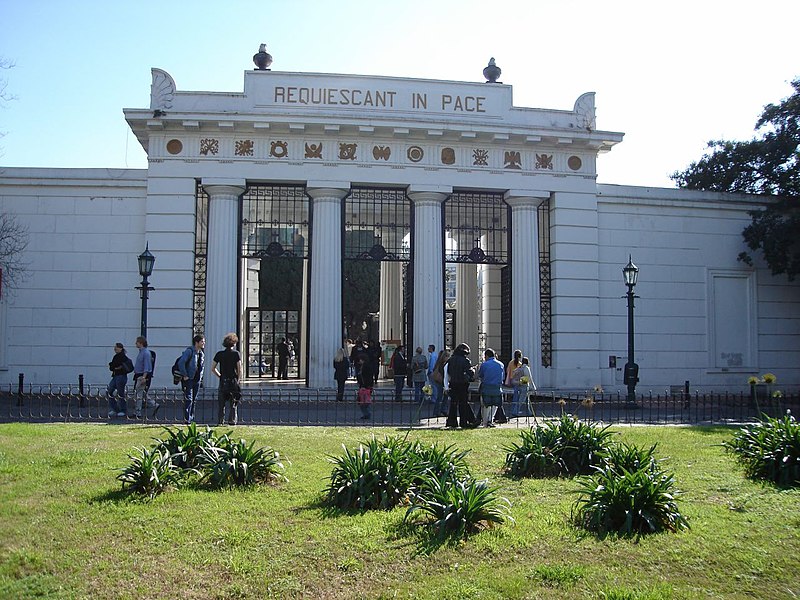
[0,65,798,392]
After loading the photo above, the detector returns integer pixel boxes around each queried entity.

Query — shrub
[572,463,689,536]
[404,474,512,539]
[117,446,183,498]
[324,436,426,510]
[603,442,659,475]
[154,423,218,470]
[197,434,286,488]
[503,415,614,478]
[723,412,800,487]
[409,441,470,489]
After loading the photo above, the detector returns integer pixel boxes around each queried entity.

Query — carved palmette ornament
[150,68,176,111]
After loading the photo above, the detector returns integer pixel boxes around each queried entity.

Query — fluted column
[456,262,479,355]
[202,180,246,351]
[409,186,450,353]
[506,190,548,373]
[308,182,348,388]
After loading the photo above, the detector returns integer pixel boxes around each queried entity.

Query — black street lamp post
[136,244,156,338]
[622,255,639,405]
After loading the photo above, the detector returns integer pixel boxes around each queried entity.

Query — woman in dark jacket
[333,347,350,402]
[445,343,477,429]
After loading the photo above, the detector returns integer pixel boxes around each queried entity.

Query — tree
[0,212,29,296]
[0,57,16,150]
[671,78,800,280]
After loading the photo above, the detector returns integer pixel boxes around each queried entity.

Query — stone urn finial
[253,43,273,70]
[483,57,501,83]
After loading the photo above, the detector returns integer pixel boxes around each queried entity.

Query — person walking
[276,337,291,380]
[444,343,477,429]
[477,348,505,427]
[333,347,350,402]
[510,356,536,417]
[106,342,133,418]
[211,332,242,426]
[357,352,376,420]
[132,336,159,419]
[178,334,205,424]
[430,347,450,416]
[389,345,408,401]
[410,346,428,404]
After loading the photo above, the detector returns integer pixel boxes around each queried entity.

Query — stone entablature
[126,69,623,180]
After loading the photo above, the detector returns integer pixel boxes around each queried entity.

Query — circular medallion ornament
[407,145,424,163]
[166,139,183,155]
[568,155,582,170]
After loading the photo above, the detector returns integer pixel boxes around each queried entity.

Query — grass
[0,423,798,599]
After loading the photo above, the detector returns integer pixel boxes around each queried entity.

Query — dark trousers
[277,357,288,379]
[217,378,240,425]
[335,378,346,402]
[446,382,475,428]
[394,376,405,400]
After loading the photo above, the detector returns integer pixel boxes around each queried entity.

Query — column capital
[201,179,246,197]
[306,181,350,200]
[504,190,550,207]
[408,185,451,205]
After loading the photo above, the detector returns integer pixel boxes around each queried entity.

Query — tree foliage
[671,78,800,280]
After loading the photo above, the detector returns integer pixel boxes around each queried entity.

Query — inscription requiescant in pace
[273,87,487,113]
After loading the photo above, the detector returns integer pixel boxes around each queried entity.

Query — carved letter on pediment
[235,140,254,156]
[373,145,391,160]
[441,147,456,165]
[339,143,357,160]
[535,154,553,170]
[305,143,323,159]
[504,151,522,169]
[472,149,489,166]
[200,139,219,156]
[270,141,288,158]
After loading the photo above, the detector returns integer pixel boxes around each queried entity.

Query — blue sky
[1,0,798,187]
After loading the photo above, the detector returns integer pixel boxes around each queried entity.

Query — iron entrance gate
[241,184,309,380]
[245,309,300,379]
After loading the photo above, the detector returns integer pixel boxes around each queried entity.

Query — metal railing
[1,383,797,427]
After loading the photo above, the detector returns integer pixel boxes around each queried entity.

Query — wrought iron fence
[1,383,796,427]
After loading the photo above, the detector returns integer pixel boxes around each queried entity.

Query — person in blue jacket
[178,334,206,424]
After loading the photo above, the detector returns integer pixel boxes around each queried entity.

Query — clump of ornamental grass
[117,446,185,499]
[571,458,689,537]
[723,411,800,487]
[404,473,512,540]
[196,433,286,488]
[118,425,286,498]
[503,415,614,478]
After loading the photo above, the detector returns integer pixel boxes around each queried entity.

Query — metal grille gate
[241,184,309,379]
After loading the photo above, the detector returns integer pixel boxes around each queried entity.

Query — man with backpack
[177,334,205,424]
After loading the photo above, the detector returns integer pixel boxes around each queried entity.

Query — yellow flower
[747,376,759,385]
[772,390,783,399]
[520,376,529,385]
[558,398,567,407]
[762,373,777,384]
[581,397,595,408]
[422,384,432,396]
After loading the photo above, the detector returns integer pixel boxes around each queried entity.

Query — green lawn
[0,423,798,599]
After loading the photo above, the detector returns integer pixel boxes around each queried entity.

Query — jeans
[394,376,405,400]
[217,378,240,425]
[106,374,127,415]
[133,375,156,416]
[510,384,530,416]
[182,379,201,423]
[432,382,445,414]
